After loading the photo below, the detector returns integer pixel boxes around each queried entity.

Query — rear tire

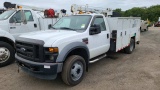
[0,41,15,67]
[124,38,135,54]
[140,27,142,32]
[62,55,86,86]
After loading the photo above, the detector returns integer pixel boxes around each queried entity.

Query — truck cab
[0,9,45,36]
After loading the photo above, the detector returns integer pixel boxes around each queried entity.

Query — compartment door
[122,19,130,48]
[116,19,123,52]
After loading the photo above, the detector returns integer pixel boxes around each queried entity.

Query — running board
[89,54,107,64]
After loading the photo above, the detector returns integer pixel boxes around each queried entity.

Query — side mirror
[89,24,101,35]
[21,10,27,24]
[23,19,27,24]
[48,24,52,29]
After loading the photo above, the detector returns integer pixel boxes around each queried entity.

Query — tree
[113,5,160,22]
[146,5,160,22]
[113,8,124,16]
[123,7,147,20]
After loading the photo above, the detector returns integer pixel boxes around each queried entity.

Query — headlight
[44,47,58,62]
[49,55,54,60]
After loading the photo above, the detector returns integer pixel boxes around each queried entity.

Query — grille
[16,41,43,62]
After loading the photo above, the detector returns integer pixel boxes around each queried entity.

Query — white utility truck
[15,5,141,86]
[0,2,65,67]
[140,20,148,31]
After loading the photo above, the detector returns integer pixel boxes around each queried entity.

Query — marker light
[49,47,58,53]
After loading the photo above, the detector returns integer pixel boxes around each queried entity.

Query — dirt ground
[0,29,160,90]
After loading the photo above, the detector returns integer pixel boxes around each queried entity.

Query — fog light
[49,55,54,60]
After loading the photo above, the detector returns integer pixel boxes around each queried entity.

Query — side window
[93,17,106,31]
[9,11,22,23]
[24,10,34,21]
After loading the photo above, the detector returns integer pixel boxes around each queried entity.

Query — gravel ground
[0,30,160,90]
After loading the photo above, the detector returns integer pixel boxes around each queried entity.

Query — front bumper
[15,54,63,80]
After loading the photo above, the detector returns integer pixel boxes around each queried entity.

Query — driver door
[9,10,27,36]
[24,10,39,32]
[88,16,110,58]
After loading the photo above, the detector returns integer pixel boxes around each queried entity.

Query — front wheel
[0,41,15,67]
[146,27,149,31]
[124,38,135,54]
[62,55,86,86]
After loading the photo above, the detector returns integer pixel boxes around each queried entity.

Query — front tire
[0,41,15,67]
[62,55,86,86]
[124,38,135,54]
[146,27,148,31]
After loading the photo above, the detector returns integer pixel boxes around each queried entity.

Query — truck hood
[19,30,80,43]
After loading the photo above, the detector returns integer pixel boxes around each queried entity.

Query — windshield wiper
[59,27,76,31]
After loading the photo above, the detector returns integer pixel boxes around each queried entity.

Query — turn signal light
[49,47,58,53]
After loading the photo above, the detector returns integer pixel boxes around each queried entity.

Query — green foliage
[113,5,160,22]
[113,8,124,17]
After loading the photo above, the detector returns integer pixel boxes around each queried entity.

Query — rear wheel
[62,55,86,86]
[0,41,15,67]
[124,38,135,54]
[140,27,142,32]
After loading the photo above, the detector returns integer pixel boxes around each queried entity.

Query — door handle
[121,32,122,36]
[34,24,37,28]
[10,27,16,29]
[107,34,109,39]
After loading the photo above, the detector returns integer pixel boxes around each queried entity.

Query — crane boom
[71,4,113,17]
[16,4,45,11]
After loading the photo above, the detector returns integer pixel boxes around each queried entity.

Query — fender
[56,42,90,63]
[0,29,15,42]
[0,29,5,36]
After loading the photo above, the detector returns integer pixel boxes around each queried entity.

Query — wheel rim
[0,47,10,63]
[71,61,83,81]
[130,40,134,51]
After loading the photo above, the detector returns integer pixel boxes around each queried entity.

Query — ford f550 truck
[15,5,141,86]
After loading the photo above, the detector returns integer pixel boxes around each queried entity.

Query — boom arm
[71,4,113,17]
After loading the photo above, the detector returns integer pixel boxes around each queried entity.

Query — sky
[0,0,160,12]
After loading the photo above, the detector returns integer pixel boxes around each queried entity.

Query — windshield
[0,10,15,20]
[52,15,92,31]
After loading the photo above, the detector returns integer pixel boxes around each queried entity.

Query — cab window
[24,10,34,21]
[9,11,22,23]
[93,16,106,31]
